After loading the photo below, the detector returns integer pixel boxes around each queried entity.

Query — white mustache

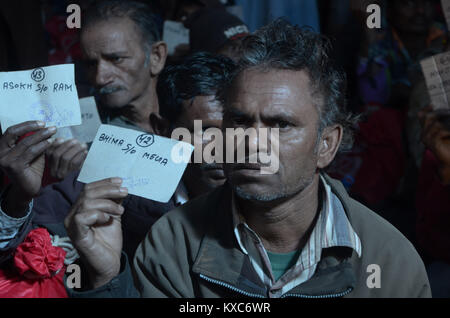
[98,86,124,95]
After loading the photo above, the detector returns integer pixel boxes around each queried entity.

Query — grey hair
[83,0,161,58]
[219,18,358,152]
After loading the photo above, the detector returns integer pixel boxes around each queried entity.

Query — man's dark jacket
[70,175,431,298]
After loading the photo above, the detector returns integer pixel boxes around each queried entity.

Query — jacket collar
[191,175,357,297]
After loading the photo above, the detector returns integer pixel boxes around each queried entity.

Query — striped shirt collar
[231,175,362,297]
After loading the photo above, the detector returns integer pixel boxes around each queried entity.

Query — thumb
[67,210,113,244]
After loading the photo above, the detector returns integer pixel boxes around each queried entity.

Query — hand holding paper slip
[421,52,450,110]
[0,64,81,132]
[78,125,194,203]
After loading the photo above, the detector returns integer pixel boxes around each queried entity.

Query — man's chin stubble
[231,174,315,203]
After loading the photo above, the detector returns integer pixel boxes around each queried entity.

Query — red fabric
[416,151,450,264]
[0,228,68,298]
[351,108,406,204]
[327,108,406,205]
[45,16,82,65]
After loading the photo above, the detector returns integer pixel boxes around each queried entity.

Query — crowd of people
[0,0,449,298]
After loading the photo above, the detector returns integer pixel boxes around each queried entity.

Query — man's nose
[246,124,270,153]
[95,61,113,86]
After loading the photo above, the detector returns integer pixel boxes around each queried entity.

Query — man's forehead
[81,18,142,52]
[229,68,317,117]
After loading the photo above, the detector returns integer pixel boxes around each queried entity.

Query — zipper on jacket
[200,274,353,298]
[199,274,266,298]
[280,287,354,299]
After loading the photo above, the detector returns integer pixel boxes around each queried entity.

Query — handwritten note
[78,125,194,202]
[421,52,450,110]
[442,0,450,30]
[54,96,102,143]
[163,20,190,56]
[0,64,81,132]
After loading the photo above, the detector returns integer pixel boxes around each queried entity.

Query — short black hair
[219,18,357,151]
[83,0,161,49]
[157,52,236,124]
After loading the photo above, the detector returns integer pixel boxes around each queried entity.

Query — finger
[1,121,45,144]
[8,139,53,168]
[48,139,79,177]
[68,210,116,242]
[11,126,57,156]
[115,198,126,206]
[83,184,128,200]
[57,142,88,179]
[0,125,51,158]
[46,138,65,154]
[81,199,125,216]
[84,178,124,191]
[68,148,88,172]
[46,138,65,177]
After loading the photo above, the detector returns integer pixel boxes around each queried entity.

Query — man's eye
[275,121,292,129]
[110,56,124,64]
[231,117,249,127]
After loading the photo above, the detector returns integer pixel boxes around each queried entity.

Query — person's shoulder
[348,198,431,296]
[326,176,419,257]
[149,185,228,236]
[135,185,230,274]
[347,197,414,251]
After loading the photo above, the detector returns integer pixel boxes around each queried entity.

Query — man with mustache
[43,0,167,181]
[0,51,235,265]
[0,0,167,265]
[82,1,167,132]
[65,20,430,297]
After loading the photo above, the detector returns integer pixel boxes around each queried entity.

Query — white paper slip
[0,64,81,132]
[163,20,190,56]
[55,96,102,143]
[421,52,450,110]
[78,124,194,203]
[442,0,450,30]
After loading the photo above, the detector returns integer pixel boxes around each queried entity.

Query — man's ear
[150,113,171,137]
[149,41,168,77]
[317,125,343,169]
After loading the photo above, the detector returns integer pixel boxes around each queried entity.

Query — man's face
[81,18,152,108]
[223,69,321,202]
[175,95,226,195]
[391,0,434,35]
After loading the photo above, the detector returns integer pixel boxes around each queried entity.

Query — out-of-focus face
[391,0,434,35]
[81,18,152,108]
[223,68,321,202]
[175,95,226,196]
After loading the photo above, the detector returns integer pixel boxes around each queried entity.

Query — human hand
[64,178,128,289]
[46,138,88,180]
[0,121,56,216]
